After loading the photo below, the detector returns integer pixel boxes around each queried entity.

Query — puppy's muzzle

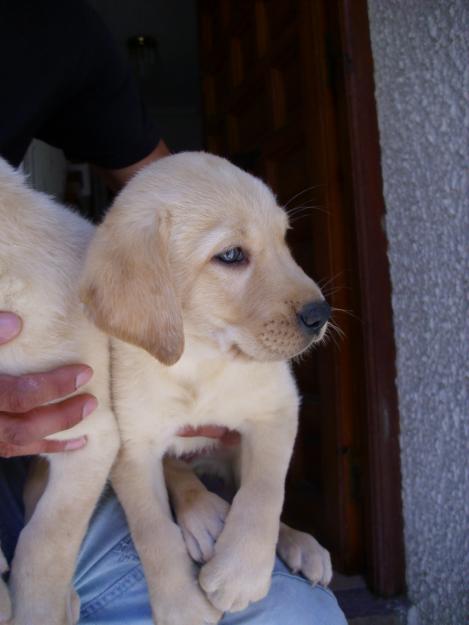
[297,300,331,336]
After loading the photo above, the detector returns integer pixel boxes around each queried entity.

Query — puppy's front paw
[176,490,229,564]
[0,578,11,623]
[277,524,332,586]
[199,539,274,613]
[153,580,222,625]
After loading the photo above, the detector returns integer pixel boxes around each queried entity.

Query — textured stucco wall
[366,2,468,623]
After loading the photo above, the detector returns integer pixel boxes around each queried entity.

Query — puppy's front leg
[164,458,229,564]
[199,414,297,613]
[9,426,118,625]
[278,522,332,586]
[112,450,221,625]
[167,462,333,587]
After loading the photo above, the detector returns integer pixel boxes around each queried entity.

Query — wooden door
[197,0,405,594]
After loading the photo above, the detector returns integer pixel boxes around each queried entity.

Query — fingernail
[65,436,87,451]
[75,368,93,389]
[82,397,98,418]
[0,313,21,342]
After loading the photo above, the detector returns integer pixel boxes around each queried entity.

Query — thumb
[0,313,22,345]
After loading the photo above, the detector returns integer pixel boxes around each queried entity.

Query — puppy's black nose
[298,301,331,334]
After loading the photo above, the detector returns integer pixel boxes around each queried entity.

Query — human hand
[0,312,96,457]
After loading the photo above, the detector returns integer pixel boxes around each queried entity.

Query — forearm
[94,139,170,192]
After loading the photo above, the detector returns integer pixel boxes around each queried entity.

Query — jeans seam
[80,564,145,620]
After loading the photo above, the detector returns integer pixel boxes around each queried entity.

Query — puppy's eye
[215,247,246,264]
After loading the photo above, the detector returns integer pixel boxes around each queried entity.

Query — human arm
[93,139,170,192]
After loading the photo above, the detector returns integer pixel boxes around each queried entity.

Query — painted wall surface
[367,1,468,623]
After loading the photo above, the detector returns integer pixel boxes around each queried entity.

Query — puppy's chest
[165,367,249,428]
[115,345,297,444]
[142,357,279,431]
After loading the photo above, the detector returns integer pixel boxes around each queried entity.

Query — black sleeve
[36,0,161,169]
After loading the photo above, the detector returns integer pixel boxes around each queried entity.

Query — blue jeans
[1,460,347,625]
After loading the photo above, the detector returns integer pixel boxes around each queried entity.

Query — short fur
[0,159,119,625]
[0,153,331,625]
[81,153,330,623]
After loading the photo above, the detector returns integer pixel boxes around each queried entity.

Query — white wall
[367,1,468,623]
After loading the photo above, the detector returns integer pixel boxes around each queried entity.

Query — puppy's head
[80,152,329,364]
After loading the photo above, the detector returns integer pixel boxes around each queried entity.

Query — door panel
[198,0,365,573]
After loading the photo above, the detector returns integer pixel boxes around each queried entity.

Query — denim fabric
[0,458,28,564]
[0,462,347,625]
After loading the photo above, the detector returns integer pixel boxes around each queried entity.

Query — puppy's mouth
[209,301,330,362]
[227,343,250,360]
[259,326,327,361]
[227,322,328,363]
[251,302,330,361]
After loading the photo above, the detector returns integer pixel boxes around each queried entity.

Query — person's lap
[0,460,346,625]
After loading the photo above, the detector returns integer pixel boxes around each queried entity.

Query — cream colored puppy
[0,159,120,625]
[0,152,330,625]
[81,152,331,624]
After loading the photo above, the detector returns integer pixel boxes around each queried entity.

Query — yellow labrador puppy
[0,159,120,625]
[81,152,331,623]
[0,152,330,625]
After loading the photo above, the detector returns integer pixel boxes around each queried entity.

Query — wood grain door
[197,0,405,594]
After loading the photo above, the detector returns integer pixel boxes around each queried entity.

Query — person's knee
[222,572,347,625]
[267,573,346,625]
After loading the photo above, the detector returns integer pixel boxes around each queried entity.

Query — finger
[0,365,94,413]
[0,436,87,458]
[0,312,22,345]
[0,394,97,446]
[177,425,230,439]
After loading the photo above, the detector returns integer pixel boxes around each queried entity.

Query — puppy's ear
[80,207,184,365]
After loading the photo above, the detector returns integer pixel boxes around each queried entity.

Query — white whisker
[283,184,323,209]
[318,272,344,290]
[331,306,360,322]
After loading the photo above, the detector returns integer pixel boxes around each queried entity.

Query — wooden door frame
[197,0,405,597]
[322,0,406,595]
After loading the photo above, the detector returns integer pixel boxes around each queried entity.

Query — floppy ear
[80,205,184,366]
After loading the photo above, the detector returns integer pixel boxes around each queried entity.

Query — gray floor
[331,574,409,624]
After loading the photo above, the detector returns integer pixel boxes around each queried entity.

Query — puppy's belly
[166,437,236,486]
[167,436,221,459]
